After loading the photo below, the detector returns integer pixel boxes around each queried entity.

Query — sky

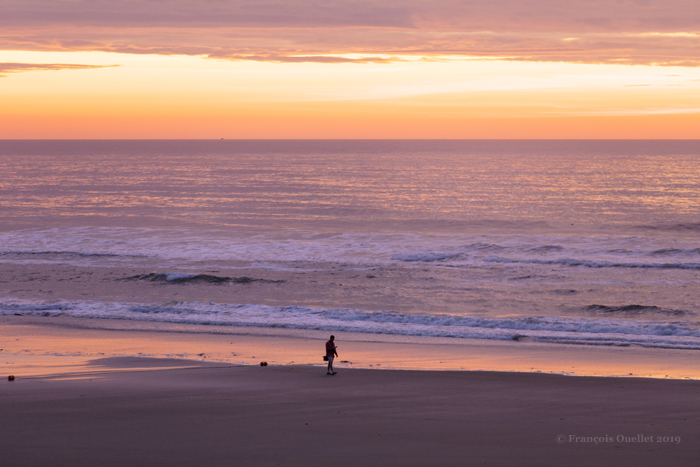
[1,0,699,138]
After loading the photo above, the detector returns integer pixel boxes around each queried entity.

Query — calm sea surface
[1,140,700,348]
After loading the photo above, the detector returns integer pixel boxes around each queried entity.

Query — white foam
[1,227,699,270]
[484,255,700,270]
[163,273,199,281]
[2,299,700,350]
[391,253,460,262]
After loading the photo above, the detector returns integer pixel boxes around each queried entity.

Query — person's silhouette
[325,335,338,375]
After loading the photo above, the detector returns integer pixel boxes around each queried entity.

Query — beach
[3,353,699,467]
[2,318,700,466]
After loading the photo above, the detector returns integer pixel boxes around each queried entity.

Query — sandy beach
[2,318,699,466]
[2,356,698,467]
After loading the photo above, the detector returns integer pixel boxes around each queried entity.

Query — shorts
[327,355,334,364]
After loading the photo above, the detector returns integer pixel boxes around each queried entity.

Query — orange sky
[1,0,699,138]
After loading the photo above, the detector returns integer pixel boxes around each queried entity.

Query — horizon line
[2,138,700,142]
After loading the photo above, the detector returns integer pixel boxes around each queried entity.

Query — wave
[391,253,461,262]
[0,250,125,258]
[2,229,700,277]
[0,303,71,315]
[527,245,564,253]
[2,299,700,350]
[550,289,578,295]
[3,226,700,264]
[121,273,283,284]
[586,304,694,316]
[463,243,507,252]
[649,248,700,257]
[636,223,700,232]
[483,256,700,270]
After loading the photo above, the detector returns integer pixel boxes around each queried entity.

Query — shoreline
[3,315,699,380]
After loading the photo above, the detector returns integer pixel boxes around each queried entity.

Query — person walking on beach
[325,335,338,375]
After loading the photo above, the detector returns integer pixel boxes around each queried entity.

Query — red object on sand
[8,375,15,381]
[260,362,268,366]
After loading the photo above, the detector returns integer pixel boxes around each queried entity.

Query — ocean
[1,140,700,350]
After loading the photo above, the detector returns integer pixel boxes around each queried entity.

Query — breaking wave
[391,253,461,262]
[585,304,694,316]
[483,256,700,270]
[649,248,700,257]
[2,299,700,350]
[0,250,125,258]
[121,273,283,284]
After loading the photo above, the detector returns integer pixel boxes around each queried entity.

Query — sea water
[1,140,699,349]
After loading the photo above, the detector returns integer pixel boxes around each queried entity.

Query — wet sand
[2,357,699,467]
[3,316,700,379]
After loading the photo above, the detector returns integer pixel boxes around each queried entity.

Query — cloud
[0,62,117,77]
[0,0,416,28]
[1,0,699,66]
[2,0,699,31]
[550,107,700,116]
[217,54,401,63]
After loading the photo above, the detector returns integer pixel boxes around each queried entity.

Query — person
[325,335,338,375]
